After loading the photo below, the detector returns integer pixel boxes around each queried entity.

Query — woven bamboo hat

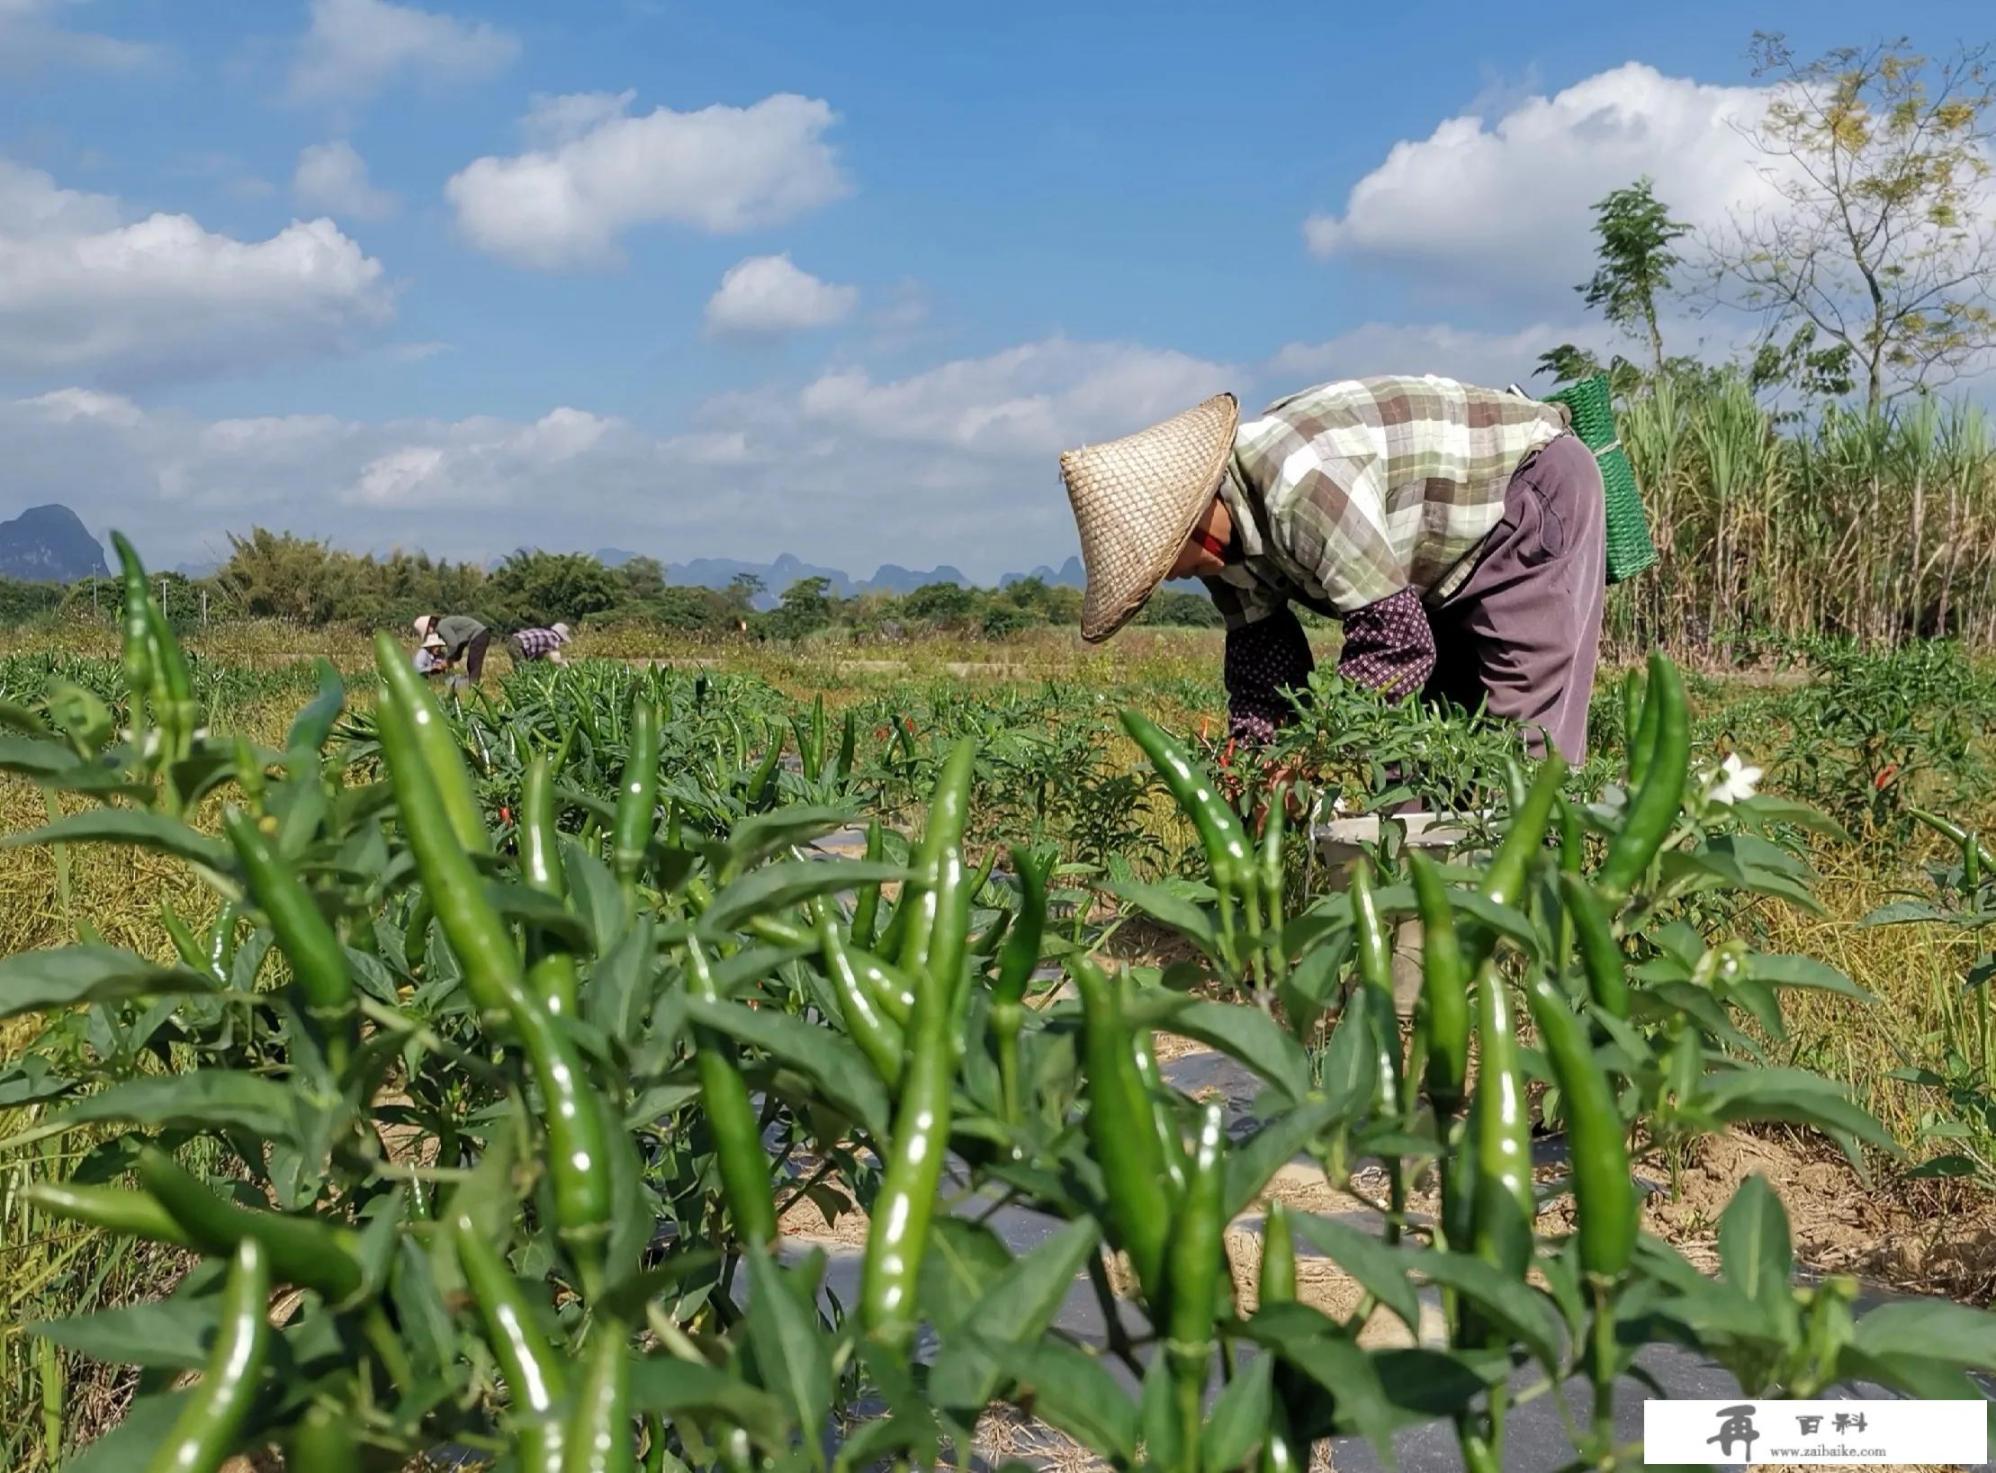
[1060,393,1239,643]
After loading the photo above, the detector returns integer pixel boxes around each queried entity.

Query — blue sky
[1,0,1989,578]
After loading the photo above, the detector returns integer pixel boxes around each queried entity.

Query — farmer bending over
[507,623,572,667]
[1058,376,1605,764]
[412,613,492,681]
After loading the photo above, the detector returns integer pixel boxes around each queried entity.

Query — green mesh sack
[1543,374,1656,584]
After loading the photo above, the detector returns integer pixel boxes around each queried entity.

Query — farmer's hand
[1249,760,1305,836]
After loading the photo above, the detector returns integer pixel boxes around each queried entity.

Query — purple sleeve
[1224,606,1316,744]
[1337,585,1434,698]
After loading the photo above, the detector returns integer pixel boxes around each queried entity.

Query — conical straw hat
[1060,393,1238,642]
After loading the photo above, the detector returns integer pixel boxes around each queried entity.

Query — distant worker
[413,631,449,677]
[412,613,493,681]
[1058,376,1604,763]
[507,623,572,666]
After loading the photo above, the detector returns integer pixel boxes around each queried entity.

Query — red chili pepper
[1875,765,1898,791]
[499,806,512,823]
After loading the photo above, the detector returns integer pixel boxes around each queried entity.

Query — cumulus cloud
[446,93,849,269]
[293,141,398,220]
[289,0,518,105]
[0,158,392,383]
[798,337,1235,456]
[1265,322,1587,392]
[0,0,157,72]
[1304,63,1782,301]
[705,255,857,338]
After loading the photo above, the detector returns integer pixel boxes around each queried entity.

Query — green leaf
[697,860,905,936]
[745,1252,834,1437]
[1744,952,1873,1001]
[684,994,889,1140]
[561,837,626,954]
[1155,999,1311,1101]
[1290,1212,1422,1335]
[34,1071,299,1145]
[67,1389,191,1473]
[918,1218,1013,1338]
[0,944,214,1020]
[1224,1097,1347,1219]
[2,808,231,868]
[1851,1298,1996,1371]
[0,1056,69,1107]
[929,1216,1101,1411]
[0,733,78,777]
[1245,1303,1398,1454]
[1414,1249,1564,1370]
[628,1356,791,1439]
[1107,880,1220,956]
[32,1299,221,1371]
[585,915,653,1041]
[1858,899,1953,927]
[717,806,852,870]
[487,882,595,953]
[1200,1355,1273,1473]
[1698,1069,1896,1157]
[1316,986,1382,1119]
[1717,1175,1796,1339]
[285,660,346,757]
[999,1340,1138,1462]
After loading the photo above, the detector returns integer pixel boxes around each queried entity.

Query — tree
[618,556,666,604]
[904,581,975,624]
[486,550,620,628]
[766,575,835,641]
[1579,178,1691,376]
[1711,34,1996,413]
[723,573,765,616]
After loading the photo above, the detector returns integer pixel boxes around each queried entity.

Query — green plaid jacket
[1204,375,1564,625]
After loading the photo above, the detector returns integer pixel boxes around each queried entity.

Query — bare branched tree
[1710,34,1996,413]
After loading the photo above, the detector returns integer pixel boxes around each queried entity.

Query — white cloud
[446,93,849,269]
[798,337,1235,456]
[705,254,857,338]
[289,0,518,105]
[2,333,1238,579]
[1265,322,1586,392]
[293,141,398,221]
[0,158,392,383]
[1304,63,1782,301]
[0,0,156,72]
[521,90,637,146]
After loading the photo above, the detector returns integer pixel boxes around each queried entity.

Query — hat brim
[1060,393,1238,643]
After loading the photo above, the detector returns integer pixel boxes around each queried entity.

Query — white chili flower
[1703,753,1763,806]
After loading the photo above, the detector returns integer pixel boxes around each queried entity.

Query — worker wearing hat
[1059,376,1605,763]
[411,613,493,682]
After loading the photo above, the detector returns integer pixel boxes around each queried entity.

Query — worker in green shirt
[412,613,494,681]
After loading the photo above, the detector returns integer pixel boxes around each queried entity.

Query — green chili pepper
[456,1216,566,1473]
[1523,975,1634,1281]
[895,739,976,980]
[612,697,660,903]
[137,1147,364,1303]
[687,940,778,1249]
[23,1181,191,1247]
[1627,666,1660,791]
[160,902,218,984]
[373,633,489,853]
[145,1238,268,1473]
[110,534,154,738]
[808,694,827,779]
[744,724,783,808]
[1070,955,1173,1309]
[521,756,579,1019]
[1350,865,1407,1232]
[286,1403,361,1473]
[836,708,857,782]
[1911,809,1996,883]
[402,891,434,976]
[849,820,885,949]
[1598,651,1688,902]
[1261,784,1288,976]
[373,641,614,1287]
[1559,874,1631,1022]
[563,1318,634,1473]
[1620,670,1643,777]
[1409,855,1469,1118]
[1120,711,1251,897]
[223,809,354,1073]
[1166,1102,1226,1469]
[1260,1201,1295,1306]
[991,846,1050,1126]
[1469,970,1535,1289]
[1131,1028,1188,1199]
[1480,755,1567,910]
[860,745,976,1350]
[819,907,904,1087]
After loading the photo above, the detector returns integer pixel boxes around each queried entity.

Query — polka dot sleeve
[1336,585,1434,699]
[1224,606,1316,746]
